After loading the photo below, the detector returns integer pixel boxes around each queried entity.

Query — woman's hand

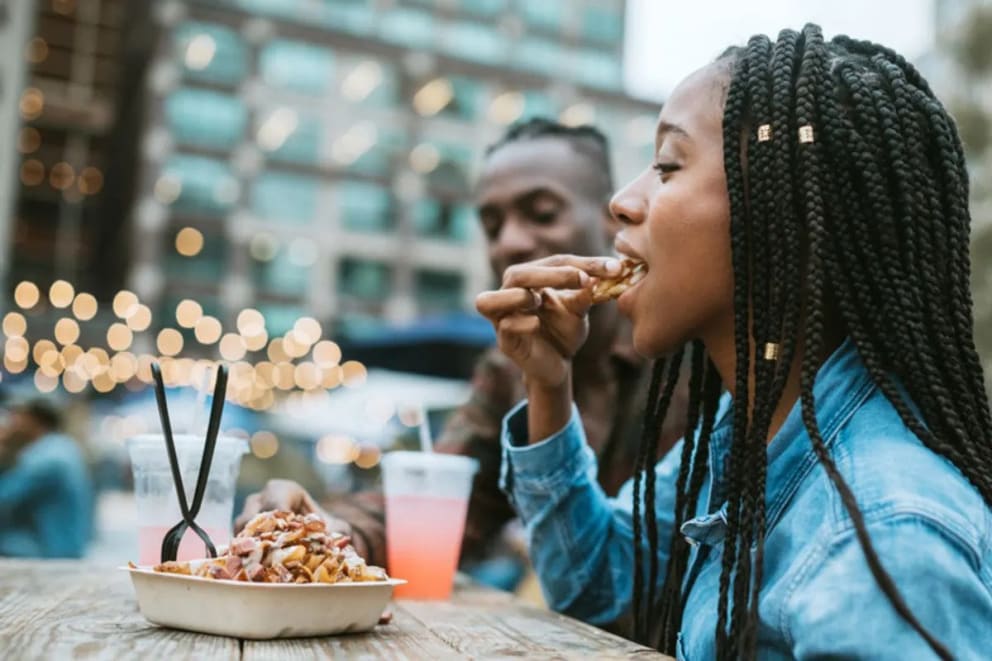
[476,255,622,387]
[475,255,622,441]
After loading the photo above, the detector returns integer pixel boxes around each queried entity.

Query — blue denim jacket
[500,341,992,659]
[0,433,92,558]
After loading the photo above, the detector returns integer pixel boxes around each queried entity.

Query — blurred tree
[946,3,992,387]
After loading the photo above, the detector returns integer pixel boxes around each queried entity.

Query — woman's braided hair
[629,24,992,659]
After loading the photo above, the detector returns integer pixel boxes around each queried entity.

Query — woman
[476,25,992,659]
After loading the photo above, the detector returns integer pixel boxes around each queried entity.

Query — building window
[339,258,392,300]
[262,112,322,165]
[162,155,239,217]
[441,22,506,65]
[165,88,247,151]
[252,173,320,224]
[378,8,436,50]
[339,181,393,233]
[512,38,564,77]
[580,4,623,45]
[415,270,465,311]
[175,22,248,86]
[259,39,335,95]
[515,0,565,33]
[252,250,310,295]
[572,49,622,90]
[412,200,476,242]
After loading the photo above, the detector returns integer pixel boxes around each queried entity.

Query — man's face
[3,409,44,444]
[475,138,612,280]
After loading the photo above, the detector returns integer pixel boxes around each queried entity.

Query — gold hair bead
[798,125,815,144]
[763,342,781,361]
[757,124,772,142]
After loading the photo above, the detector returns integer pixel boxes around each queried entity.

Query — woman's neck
[702,323,844,444]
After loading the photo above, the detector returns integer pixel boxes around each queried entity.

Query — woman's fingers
[476,287,542,320]
[526,254,624,279]
[502,265,591,290]
[496,314,541,356]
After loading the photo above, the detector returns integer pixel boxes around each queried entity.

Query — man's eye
[531,209,558,224]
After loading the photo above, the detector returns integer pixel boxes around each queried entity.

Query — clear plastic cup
[127,434,247,566]
[381,451,479,599]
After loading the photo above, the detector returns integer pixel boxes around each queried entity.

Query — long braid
[728,35,776,658]
[714,49,752,657]
[632,358,667,643]
[643,347,687,637]
[654,341,705,647]
[657,355,722,653]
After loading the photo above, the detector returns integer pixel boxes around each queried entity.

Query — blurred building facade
[123,0,658,349]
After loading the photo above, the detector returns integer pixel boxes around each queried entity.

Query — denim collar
[683,338,876,545]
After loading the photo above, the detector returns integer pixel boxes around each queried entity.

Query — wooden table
[0,560,670,660]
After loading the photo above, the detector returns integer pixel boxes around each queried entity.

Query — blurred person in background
[0,397,93,558]
[238,117,688,599]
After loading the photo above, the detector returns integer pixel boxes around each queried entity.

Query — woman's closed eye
[652,162,681,180]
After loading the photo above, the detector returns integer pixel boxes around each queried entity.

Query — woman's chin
[632,323,683,359]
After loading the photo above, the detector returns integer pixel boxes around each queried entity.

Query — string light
[127,304,152,331]
[2,312,27,337]
[157,328,183,356]
[176,299,203,328]
[13,281,40,309]
[112,290,139,319]
[175,227,204,257]
[312,340,341,369]
[250,431,279,459]
[341,361,367,388]
[107,323,134,351]
[72,293,98,321]
[49,280,74,308]
[194,316,222,344]
[54,318,80,345]
[293,317,322,345]
[219,333,246,361]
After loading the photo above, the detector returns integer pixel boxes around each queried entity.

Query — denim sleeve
[786,514,992,659]
[499,400,682,626]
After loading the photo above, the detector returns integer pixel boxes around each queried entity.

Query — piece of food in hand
[591,259,648,303]
[150,510,388,584]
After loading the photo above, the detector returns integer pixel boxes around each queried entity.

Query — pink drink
[137,525,230,566]
[385,495,469,599]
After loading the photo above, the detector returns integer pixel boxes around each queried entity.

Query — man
[0,398,92,558]
[239,118,687,584]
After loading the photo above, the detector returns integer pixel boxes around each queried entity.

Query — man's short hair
[485,117,614,198]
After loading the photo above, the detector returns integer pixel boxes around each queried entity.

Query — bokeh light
[316,434,359,464]
[194,316,222,344]
[49,280,75,308]
[2,312,27,337]
[107,323,134,352]
[341,361,368,388]
[113,290,139,319]
[54,318,80,345]
[250,431,279,459]
[126,304,152,331]
[157,328,184,356]
[175,227,204,257]
[176,299,203,328]
[13,281,40,309]
[72,293,98,321]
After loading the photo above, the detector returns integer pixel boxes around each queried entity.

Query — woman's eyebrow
[657,120,691,141]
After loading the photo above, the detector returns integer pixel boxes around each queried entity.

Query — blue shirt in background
[0,433,93,558]
[500,340,992,659]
